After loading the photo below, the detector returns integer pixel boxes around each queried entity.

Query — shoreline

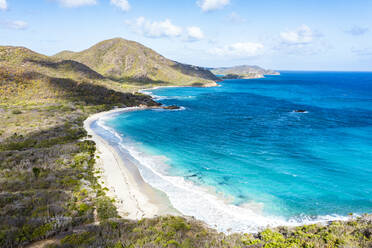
[84,107,180,220]
[82,81,220,221]
[83,85,352,233]
[138,81,220,93]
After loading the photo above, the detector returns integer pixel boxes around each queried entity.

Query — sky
[0,0,371,71]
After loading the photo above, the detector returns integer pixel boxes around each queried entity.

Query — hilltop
[211,65,280,79]
[54,38,219,87]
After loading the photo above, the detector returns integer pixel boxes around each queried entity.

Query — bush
[11,109,22,114]
[96,197,118,221]
[32,167,41,178]
[61,232,95,246]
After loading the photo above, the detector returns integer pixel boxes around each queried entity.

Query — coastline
[138,82,220,93]
[83,84,352,233]
[84,107,179,220]
[82,81,219,221]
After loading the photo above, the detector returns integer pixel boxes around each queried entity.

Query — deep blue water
[104,71,372,231]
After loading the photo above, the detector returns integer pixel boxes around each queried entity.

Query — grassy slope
[54,38,219,88]
[0,45,371,248]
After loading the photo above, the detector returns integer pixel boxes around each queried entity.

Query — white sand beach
[84,107,179,220]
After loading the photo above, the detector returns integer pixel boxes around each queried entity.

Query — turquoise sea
[98,71,372,232]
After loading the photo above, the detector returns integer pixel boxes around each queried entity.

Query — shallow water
[104,71,372,232]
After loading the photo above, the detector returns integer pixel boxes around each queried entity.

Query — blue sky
[0,0,371,71]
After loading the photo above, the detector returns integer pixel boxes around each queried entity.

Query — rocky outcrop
[162,105,181,110]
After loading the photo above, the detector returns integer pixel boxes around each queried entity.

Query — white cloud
[275,26,328,55]
[110,0,130,12]
[345,25,369,36]
[127,17,182,38]
[186,26,204,41]
[9,20,28,30]
[197,0,230,12]
[56,0,97,8]
[126,18,205,42]
[1,20,28,30]
[280,25,315,45]
[227,12,246,23]
[0,0,7,10]
[277,25,327,55]
[209,42,264,57]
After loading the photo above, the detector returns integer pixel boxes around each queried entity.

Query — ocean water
[102,71,372,232]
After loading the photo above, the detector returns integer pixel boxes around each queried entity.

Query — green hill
[0,46,153,105]
[54,38,219,87]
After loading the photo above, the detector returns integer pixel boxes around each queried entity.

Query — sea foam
[95,114,350,233]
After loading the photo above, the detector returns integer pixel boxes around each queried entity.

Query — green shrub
[32,167,41,178]
[61,232,95,246]
[11,109,22,114]
[31,222,54,240]
[165,216,191,232]
[166,239,180,247]
[96,197,118,220]
[78,203,91,215]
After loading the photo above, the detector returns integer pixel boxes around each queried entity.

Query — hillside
[0,45,160,247]
[54,38,219,87]
[0,46,152,104]
[211,65,280,79]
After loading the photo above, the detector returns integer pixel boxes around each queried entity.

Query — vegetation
[25,215,372,248]
[0,43,371,247]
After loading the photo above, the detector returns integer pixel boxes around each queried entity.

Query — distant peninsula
[211,65,280,79]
